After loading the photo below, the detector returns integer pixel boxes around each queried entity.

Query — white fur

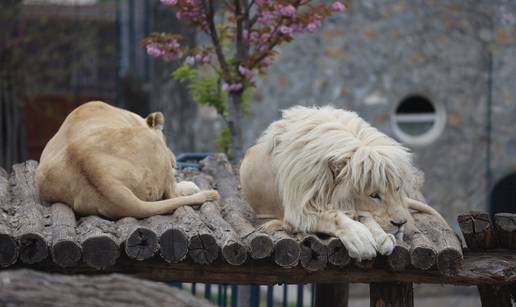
[258,105,413,233]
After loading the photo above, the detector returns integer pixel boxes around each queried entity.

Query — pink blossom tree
[144,0,346,163]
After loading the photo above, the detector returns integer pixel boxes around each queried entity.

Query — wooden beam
[458,213,512,307]
[370,282,414,307]
[314,283,349,307]
[495,213,516,249]
[15,251,516,286]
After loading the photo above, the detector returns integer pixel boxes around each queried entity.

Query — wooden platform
[0,154,514,287]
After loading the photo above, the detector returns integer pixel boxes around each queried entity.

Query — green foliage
[173,64,227,116]
[215,127,232,158]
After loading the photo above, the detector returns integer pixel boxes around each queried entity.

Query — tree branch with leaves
[144,0,346,163]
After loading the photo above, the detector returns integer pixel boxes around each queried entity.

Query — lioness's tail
[405,197,447,225]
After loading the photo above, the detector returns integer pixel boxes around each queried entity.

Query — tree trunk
[228,92,244,164]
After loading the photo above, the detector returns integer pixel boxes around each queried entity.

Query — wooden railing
[0,155,515,307]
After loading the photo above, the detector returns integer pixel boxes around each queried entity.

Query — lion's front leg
[358,212,396,256]
[313,210,377,262]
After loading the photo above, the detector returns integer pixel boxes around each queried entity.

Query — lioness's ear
[146,112,164,130]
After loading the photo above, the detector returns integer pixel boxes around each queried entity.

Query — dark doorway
[490,173,516,214]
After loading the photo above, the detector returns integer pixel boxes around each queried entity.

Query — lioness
[37,101,219,219]
[240,105,445,261]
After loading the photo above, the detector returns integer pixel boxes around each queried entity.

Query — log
[200,154,273,259]
[49,203,81,267]
[193,174,248,265]
[117,217,158,261]
[314,283,349,307]
[172,205,219,264]
[144,215,189,263]
[0,170,17,267]
[227,209,273,260]
[494,213,516,249]
[408,229,437,270]
[370,282,414,307]
[413,213,463,275]
[298,233,327,272]
[457,212,496,250]
[269,230,301,268]
[326,237,351,267]
[10,161,49,264]
[387,240,411,272]
[77,216,122,269]
[0,269,215,307]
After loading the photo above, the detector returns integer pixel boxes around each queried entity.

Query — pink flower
[279,25,293,35]
[223,83,243,92]
[146,44,165,58]
[260,57,273,66]
[280,5,296,17]
[160,0,177,5]
[331,1,346,12]
[306,23,318,32]
[238,65,258,78]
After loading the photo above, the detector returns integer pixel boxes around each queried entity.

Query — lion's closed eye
[369,192,381,201]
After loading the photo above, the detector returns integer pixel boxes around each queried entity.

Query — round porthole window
[391,95,445,146]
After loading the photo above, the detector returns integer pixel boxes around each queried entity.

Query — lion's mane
[257,105,414,232]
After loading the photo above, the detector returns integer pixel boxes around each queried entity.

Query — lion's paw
[200,190,219,202]
[176,181,201,196]
[376,233,396,256]
[336,221,377,262]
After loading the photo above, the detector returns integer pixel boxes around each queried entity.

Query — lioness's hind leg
[175,181,201,196]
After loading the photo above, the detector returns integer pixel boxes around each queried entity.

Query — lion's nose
[391,220,407,227]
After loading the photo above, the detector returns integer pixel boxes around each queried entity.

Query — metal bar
[231,285,238,307]
[283,284,288,307]
[205,284,212,300]
[191,282,197,296]
[296,284,304,307]
[267,285,274,307]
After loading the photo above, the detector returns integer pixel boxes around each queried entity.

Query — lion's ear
[146,112,164,130]
[328,158,347,180]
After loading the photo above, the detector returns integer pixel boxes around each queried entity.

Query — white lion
[37,101,219,219]
[240,105,445,261]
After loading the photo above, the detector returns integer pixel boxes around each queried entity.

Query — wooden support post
[458,212,513,307]
[369,282,414,307]
[315,283,349,307]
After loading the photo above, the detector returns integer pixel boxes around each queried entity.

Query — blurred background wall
[0,0,515,225]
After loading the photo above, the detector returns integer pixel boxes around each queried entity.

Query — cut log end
[0,234,18,267]
[222,241,248,266]
[387,245,410,272]
[188,233,219,265]
[437,248,463,276]
[159,228,188,263]
[249,234,273,259]
[18,233,48,264]
[52,241,82,268]
[300,236,328,272]
[410,246,436,270]
[327,238,350,267]
[82,236,120,269]
[125,227,158,261]
[354,259,375,270]
[273,237,300,268]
